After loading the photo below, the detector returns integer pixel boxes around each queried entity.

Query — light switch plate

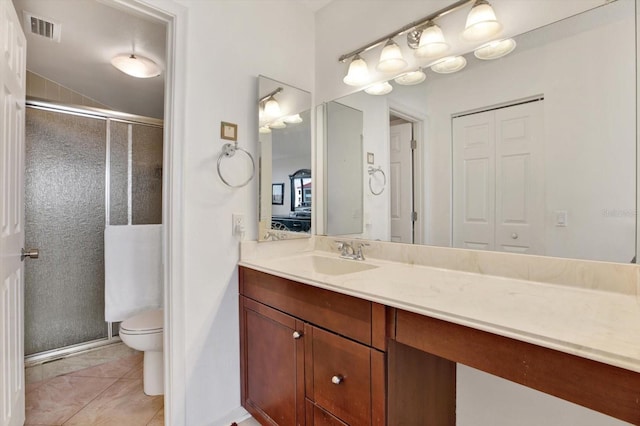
[555,210,568,227]
[367,152,374,164]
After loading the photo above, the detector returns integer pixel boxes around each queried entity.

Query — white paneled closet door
[390,122,414,243]
[453,100,544,255]
[0,1,27,425]
[453,109,496,250]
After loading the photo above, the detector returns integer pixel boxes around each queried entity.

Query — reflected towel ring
[368,165,386,196]
[217,142,255,188]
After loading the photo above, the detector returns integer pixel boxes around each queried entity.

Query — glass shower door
[24,107,108,355]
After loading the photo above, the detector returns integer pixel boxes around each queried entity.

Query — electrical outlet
[232,214,245,237]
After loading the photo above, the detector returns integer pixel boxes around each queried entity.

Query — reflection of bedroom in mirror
[258,76,312,240]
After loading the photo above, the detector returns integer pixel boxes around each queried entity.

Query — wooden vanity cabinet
[239,266,386,425]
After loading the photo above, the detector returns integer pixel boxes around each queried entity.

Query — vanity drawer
[305,325,375,425]
[306,400,348,426]
[240,266,373,345]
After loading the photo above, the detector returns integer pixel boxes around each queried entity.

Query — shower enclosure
[24,100,163,360]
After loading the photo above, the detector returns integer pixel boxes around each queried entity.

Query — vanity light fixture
[343,55,371,86]
[264,97,281,118]
[462,0,503,41]
[376,39,408,73]
[259,126,272,134]
[111,53,161,78]
[430,56,467,74]
[337,0,508,87]
[364,81,393,96]
[474,38,516,60]
[283,114,303,124]
[415,22,449,59]
[394,69,426,85]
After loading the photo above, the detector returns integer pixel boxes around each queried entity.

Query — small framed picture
[220,121,238,141]
[272,183,284,205]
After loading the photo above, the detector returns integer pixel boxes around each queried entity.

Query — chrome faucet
[336,241,369,261]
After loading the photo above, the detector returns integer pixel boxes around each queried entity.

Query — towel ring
[217,142,255,188]
[368,166,386,196]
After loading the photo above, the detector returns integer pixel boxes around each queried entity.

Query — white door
[389,122,413,243]
[453,101,544,254]
[0,1,27,425]
[453,110,496,250]
[495,101,544,254]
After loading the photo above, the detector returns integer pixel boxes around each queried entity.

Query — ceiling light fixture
[364,81,393,96]
[110,54,161,78]
[376,39,407,73]
[394,69,426,85]
[415,22,449,59]
[462,0,503,41]
[474,38,516,60]
[430,56,467,74]
[269,120,287,129]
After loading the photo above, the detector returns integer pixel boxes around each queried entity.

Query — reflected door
[390,122,413,243]
[453,101,544,254]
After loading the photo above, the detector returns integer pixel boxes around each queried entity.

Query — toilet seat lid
[120,309,163,334]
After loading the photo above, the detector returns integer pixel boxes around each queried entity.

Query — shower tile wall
[26,71,110,109]
[24,105,163,356]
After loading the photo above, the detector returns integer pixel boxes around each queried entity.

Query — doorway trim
[388,100,426,245]
[106,0,187,425]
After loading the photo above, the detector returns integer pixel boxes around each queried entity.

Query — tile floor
[25,344,163,426]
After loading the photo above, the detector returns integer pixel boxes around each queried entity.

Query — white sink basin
[269,254,379,276]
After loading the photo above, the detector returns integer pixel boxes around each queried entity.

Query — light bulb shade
[283,114,303,124]
[474,38,516,60]
[264,97,281,118]
[259,126,272,134]
[376,39,407,73]
[394,70,426,85]
[343,55,370,86]
[111,54,161,78]
[415,23,449,59]
[364,81,393,96]
[462,0,503,41]
[430,56,467,74]
[269,120,287,129]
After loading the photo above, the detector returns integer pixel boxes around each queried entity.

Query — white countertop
[239,240,640,374]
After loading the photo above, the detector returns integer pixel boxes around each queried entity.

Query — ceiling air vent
[23,12,61,42]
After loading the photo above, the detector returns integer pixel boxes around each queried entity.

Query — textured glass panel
[132,124,163,224]
[109,121,128,225]
[24,107,108,355]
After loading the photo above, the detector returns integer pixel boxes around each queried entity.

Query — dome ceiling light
[111,54,161,78]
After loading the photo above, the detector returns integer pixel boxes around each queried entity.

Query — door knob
[21,248,39,261]
[511,233,518,240]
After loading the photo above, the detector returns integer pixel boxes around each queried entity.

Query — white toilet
[120,308,164,396]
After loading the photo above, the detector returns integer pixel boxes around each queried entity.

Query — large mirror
[321,0,636,263]
[258,76,312,240]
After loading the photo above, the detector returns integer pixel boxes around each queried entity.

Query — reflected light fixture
[269,119,287,129]
[283,114,303,124]
[474,38,516,60]
[264,97,282,118]
[462,0,503,41]
[394,69,426,85]
[415,22,449,59]
[343,55,370,86]
[376,39,408,73]
[259,126,272,134]
[110,54,161,78]
[364,81,393,96]
[430,56,467,74]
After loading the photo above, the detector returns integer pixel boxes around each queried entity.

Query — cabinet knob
[331,375,343,385]
[511,233,518,239]
[292,331,302,339]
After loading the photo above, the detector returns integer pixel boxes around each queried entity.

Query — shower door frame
[24,99,164,366]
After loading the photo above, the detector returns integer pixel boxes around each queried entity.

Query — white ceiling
[11,0,166,119]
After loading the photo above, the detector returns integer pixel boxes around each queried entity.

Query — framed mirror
[258,76,312,241]
[320,0,636,263]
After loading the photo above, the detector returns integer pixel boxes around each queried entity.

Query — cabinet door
[240,297,305,425]
[306,325,383,425]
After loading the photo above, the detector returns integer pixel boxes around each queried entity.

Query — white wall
[172,1,314,424]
